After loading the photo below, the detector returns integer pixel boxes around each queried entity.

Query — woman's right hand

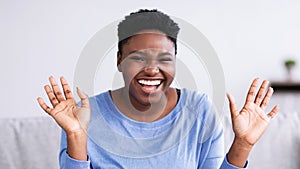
[37,76,91,135]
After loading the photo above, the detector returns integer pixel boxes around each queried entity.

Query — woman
[37,9,279,169]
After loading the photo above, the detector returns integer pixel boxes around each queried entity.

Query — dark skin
[112,31,178,122]
[37,31,279,167]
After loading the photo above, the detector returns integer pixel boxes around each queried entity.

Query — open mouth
[137,79,163,93]
[137,79,162,86]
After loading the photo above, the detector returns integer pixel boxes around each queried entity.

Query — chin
[130,87,166,107]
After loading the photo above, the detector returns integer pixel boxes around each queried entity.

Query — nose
[144,66,159,75]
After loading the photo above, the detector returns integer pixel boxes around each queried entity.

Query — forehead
[122,31,175,55]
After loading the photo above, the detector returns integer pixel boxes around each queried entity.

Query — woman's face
[118,31,176,106]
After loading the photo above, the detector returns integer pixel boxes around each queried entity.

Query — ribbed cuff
[220,156,248,169]
[64,152,90,169]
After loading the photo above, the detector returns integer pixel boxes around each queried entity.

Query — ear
[117,51,122,72]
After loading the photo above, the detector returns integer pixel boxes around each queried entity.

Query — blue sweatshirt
[60,88,246,169]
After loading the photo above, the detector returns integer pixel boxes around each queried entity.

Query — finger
[254,80,269,105]
[77,87,90,109]
[60,76,74,99]
[49,76,65,102]
[260,87,274,110]
[246,78,260,103]
[44,85,59,107]
[227,92,239,117]
[267,105,279,119]
[37,97,52,114]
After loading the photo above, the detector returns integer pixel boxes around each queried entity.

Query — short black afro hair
[117,9,180,55]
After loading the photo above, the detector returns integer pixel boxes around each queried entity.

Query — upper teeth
[138,80,161,86]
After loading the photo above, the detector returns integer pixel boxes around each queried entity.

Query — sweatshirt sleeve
[197,94,248,169]
[59,130,91,169]
[220,156,248,169]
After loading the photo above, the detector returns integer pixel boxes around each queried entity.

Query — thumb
[227,92,239,117]
[76,87,90,109]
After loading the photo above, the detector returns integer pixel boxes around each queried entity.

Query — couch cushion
[0,116,60,169]
[223,110,300,169]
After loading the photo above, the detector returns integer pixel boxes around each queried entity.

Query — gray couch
[0,111,299,169]
[0,117,60,169]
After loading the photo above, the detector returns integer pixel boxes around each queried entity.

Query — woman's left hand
[227,78,280,146]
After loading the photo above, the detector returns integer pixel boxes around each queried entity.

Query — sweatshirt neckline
[103,88,186,129]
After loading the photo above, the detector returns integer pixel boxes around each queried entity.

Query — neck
[111,87,177,122]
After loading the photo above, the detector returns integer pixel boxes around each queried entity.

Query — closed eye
[159,56,174,62]
[159,58,173,62]
[130,56,145,61]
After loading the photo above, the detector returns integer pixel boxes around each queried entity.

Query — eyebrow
[128,50,174,57]
[128,50,147,56]
[158,52,175,57]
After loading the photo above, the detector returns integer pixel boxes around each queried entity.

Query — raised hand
[37,76,90,134]
[227,78,280,146]
[226,78,280,167]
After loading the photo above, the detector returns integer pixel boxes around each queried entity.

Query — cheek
[121,69,134,85]
[161,63,176,79]
[120,63,141,84]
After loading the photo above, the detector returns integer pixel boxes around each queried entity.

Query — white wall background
[1,0,300,118]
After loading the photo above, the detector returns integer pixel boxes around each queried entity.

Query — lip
[136,77,164,81]
[136,78,164,94]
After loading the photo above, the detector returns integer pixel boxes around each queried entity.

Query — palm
[38,77,90,134]
[227,78,279,146]
[51,100,90,132]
